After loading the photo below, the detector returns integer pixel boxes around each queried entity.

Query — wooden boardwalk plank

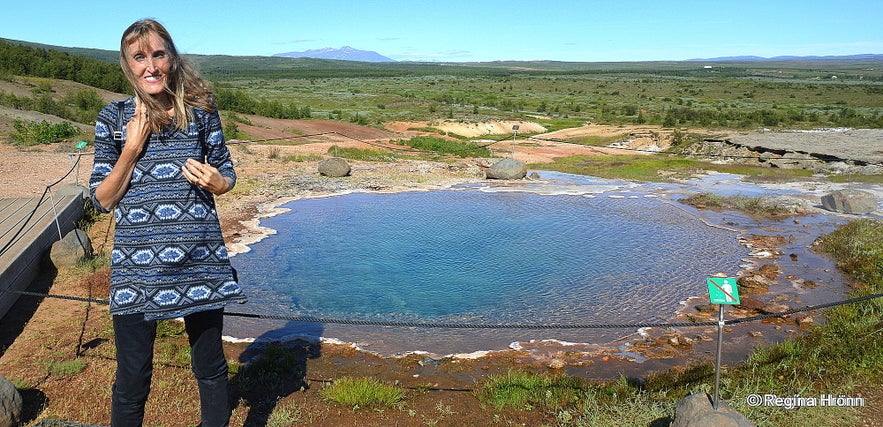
[0,195,84,320]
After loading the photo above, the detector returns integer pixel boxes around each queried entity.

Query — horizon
[3,0,882,63]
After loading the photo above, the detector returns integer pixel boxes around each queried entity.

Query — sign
[707,277,740,304]
[75,141,89,150]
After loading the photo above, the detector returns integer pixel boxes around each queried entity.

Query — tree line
[0,39,129,93]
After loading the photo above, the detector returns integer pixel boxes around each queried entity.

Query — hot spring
[223,172,781,356]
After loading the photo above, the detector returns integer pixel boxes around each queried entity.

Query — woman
[89,19,246,426]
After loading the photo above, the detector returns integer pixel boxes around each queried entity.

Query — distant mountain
[273,46,395,62]
[688,54,883,62]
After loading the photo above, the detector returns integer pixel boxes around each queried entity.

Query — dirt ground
[1,116,881,426]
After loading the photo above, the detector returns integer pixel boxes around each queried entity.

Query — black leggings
[111,308,229,427]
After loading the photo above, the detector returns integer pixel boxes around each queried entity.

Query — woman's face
[125,31,171,101]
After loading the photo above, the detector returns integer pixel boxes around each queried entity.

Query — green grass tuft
[319,376,405,409]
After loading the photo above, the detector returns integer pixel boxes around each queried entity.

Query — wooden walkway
[0,194,84,320]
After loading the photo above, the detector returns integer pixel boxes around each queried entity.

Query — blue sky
[5,0,882,62]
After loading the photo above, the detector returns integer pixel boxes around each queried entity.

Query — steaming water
[225,173,758,356]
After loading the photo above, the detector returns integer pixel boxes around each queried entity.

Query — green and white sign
[707,277,740,304]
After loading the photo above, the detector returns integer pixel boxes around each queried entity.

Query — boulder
[670,392,754,427]
[49,228,92,267]
[0,373,22,427]
[318,158,351,177]
[486,158,527,180]
[821,189,877,214]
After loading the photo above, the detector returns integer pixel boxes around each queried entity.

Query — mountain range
[273,46,394,62]
[688,54,883,62]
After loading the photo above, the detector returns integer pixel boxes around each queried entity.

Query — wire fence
[10,288,883,331]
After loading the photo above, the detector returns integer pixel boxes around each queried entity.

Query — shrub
[10,119,80,145]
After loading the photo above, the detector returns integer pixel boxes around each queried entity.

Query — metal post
[713,304,724,410]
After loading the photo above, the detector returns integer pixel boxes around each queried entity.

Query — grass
[474,370,593,410]
[395,136,492,158]
[209,64,883,130]
[530,154,705,181]
[532,153,819,183]
[45,358,87,377]
[236,343,305,393]
[319,377,405,409]
[327,145,397,162]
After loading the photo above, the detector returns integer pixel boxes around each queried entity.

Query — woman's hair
[120,19,215,132]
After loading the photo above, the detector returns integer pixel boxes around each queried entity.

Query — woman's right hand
[124,98,151,154]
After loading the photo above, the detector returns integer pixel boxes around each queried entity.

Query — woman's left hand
[182,159,232,195]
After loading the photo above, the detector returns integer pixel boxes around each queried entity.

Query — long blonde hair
[120,19,215,132]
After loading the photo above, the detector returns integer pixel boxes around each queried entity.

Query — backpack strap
[112,100,126,147]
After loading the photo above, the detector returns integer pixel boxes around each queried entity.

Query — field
[207,59,883,135]
[1,42,883,426]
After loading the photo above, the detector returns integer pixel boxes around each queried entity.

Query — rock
[0,373,22,427]
[485,158,527,180]
[670,392,754,427]
[49,228,92,267]
[735,296,765,313]
[796,315,814,326]
[695,304,718,313]
[318,157,351,177]
[760,303,790,315]
[757,264,780,280]
[821,189,877,214]
[737,274,772,295]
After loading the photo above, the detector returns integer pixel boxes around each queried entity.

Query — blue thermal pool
[224,173,768,356]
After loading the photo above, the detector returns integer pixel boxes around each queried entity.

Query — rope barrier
[11,288,883,330]
[0,153,81,258]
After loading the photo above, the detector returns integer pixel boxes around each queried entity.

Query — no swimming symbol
[707,277,740,305]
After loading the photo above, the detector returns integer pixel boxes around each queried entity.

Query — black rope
[11,289,883,330]
[0,154,81,258]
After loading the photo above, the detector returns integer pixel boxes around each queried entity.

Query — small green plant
[266,399,303,426]
[156,319,186,338]
[46,358,87,377]
[474,370,590,410]
[319,376,405,409]
[7,376,32,389]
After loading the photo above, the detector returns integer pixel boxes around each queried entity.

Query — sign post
[707,277,740,410]
[73,141,89,185]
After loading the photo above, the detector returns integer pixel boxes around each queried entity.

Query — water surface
[226,173,760,356]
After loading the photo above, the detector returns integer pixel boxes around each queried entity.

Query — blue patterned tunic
[89,97,246,320]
